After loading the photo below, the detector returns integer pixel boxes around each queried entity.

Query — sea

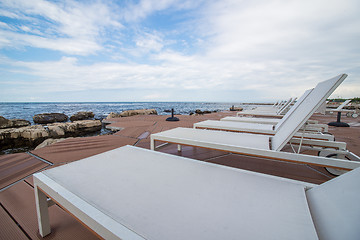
[0,102,254,124]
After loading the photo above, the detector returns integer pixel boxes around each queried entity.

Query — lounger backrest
[335,99,351,110]
[277,98,296,114]
[274,89,313,131]
[276,100,285,109]
[271,74,347,151]
[315,100,326,114]
[276,98,292,114]
[305,166,360,240]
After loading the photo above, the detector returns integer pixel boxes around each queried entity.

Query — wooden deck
[1,111,359,239]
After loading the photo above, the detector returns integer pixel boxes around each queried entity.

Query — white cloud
[0,0,359,101]
[136,31,164,52]
[0,0,122,55]
[122,0,201,22]
[143,93,170,100]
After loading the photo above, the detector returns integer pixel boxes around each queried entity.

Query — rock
[46,120,102,138]
[35,138,69,150]
[0,125,49,150]
[119,109,158,117]
[0,116,31,129]
[230,106,243,111]
[163,109,172,113]
[106,109,158,119]
[106,112,122,119]
[70,111,95,121]
[0,120,102,151]
[194,109,213,115]
[33,113,68,124]
[195,109,203,114]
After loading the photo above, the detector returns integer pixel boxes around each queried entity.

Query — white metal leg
[35,186,51,237]
[150,137,155,150]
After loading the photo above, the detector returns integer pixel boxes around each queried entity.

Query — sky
[0,0,359,102]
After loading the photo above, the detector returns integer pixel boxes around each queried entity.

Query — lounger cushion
[153,127,271,150]
[194,120,274,134]
[221,116,280,125]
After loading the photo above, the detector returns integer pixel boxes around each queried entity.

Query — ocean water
[0,102,252,124]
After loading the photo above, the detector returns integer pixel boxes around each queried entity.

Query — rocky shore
[1,107,244,154]
[0,109,163,153]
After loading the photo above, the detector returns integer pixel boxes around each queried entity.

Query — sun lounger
[221,116,319,126]
[327,100,358,127]
[195,88,331,140]
[194,120,333,141]
[326,99,351,114]
[238,98,296,117]
[151,74,360,170]
[34,145,360,240]
[221,90,319,125]
[237,96,323,119]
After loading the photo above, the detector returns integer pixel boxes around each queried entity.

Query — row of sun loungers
[236,97,296,117]
[33,74,360,239]
[326,99,358,117]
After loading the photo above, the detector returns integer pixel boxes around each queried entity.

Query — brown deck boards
[31,135,137,166]
[207,153,333,184]
[0,205,29,240]
[0,153,49,191]
[0,181,99,240]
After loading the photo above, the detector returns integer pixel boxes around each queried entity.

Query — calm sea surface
[0,102,253,124]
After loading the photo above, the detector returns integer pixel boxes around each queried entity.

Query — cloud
[0,0,359,102]
[122,0,202,22]
[143,93,170,100]
[0,0,122,55]
[135,31,164,52]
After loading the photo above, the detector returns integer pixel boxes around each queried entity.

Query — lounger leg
[35,186,51,237]
[178,144,182,152]
[150,137,155,150]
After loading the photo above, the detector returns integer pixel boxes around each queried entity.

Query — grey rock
[0,120,102,151]
[0,125,49,150]
[35,138,70,150]
[194,109,213,115]
[106,109,158,119]
[230,106,243,111]
[33,113,68,124]
[119,109,157,117]
[70,111,95,121]
[0,116,31,129]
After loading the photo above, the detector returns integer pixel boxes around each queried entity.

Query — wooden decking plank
[0,205,29,240]
[114,125,153,139]
[31,135,137,166]
[0,153,49,191]
[0,181,99,240]
[207,153,333,184]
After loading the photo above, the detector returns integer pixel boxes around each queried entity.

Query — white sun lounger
[194,120,333,141]
[237,95,322,119]
[220,116,320,126]
[326,99,351,113]
[326,99,358,117]
[195,88,331,140]
[151,74,360,169]
[34,146,360,240]
[221,91,319,125]
[239,98,296,117]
